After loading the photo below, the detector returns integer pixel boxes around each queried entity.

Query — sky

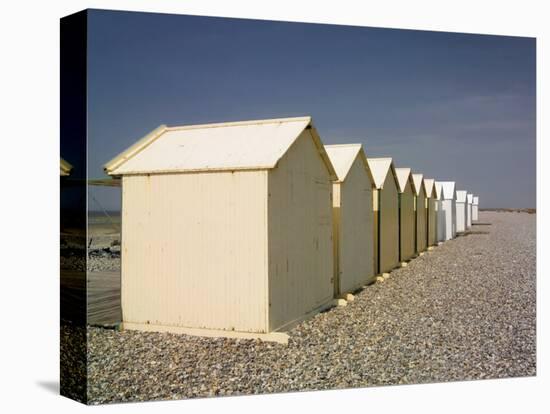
[87,9,536,211]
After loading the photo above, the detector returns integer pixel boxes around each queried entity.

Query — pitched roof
[60,158,73,177]
[412,173,426,196]
[324,144,374,184]
[436,181,456,200]
[394,168,415,193]
[434,182,443,200]
[423,178,436,198]
[104,116,336,179]
[456,190,468,203]
[366,157,396,189]
[467,193,473,203]
[473,196,479,205]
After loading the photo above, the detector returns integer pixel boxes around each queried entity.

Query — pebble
[80,212,535,404]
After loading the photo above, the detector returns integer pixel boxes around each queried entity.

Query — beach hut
[104,116,337,342]
[367,158,400,275]
[424,178,438,247]
[60,158,73,177]
[325,144,375,295]
[473,196,479,221]
[395,168,416,263]
[455,190,468,233]
[466,193,473,229]
[435,182,445,243]
[436,181,457,241]
[412,174,427,253]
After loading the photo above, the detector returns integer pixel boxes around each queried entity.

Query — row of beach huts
[75,116,481,343]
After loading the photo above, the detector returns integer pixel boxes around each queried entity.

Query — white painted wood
[436,181,457,240]
[466,193,473,229]
[455,190,468,233]
[472,196,479,221]
[412,174,427,252]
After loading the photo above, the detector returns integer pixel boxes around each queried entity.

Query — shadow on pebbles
[86,211,536,404]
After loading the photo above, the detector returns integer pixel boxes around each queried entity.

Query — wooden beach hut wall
[455,190,468,233]
[367,158,400,275]
[325,144,375,295]
[435,182,445,242]
[472,196,479,221]
[466,193,473,229]
[104,116,338,342]
[436,181,457,241]
[424,178,438,247]
[395,167,416,263]
[412,173,428,253]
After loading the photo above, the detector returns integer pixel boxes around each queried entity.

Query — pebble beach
[85,211,536,404]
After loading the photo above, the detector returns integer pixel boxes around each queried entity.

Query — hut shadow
[36,380,59,395]
[473,222,492,226]
[457,230,490,236]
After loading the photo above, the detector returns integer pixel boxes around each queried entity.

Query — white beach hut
[395,168,416,263]
[435,182,444,242]
[367,158,400,275]
[424,178,438,247]
[455,190,468,233]
[104,116,337,343]
[412,173,427,253]
[473,196,479,221]
[436,181,457,241]
[325,144,375,295]
[466,193,473,229]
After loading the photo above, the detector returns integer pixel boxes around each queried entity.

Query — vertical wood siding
[415,188,427,252]
[335,156,374,293]
[427,197,437,246]
[379,173,399,273]
[455,202,467,233]
[268,130,334,331]
[399,183,416,261]
[121,171,269,333]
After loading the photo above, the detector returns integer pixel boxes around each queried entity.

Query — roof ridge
[165,116,312,132]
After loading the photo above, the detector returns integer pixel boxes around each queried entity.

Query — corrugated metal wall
[416,189,427,252]
[379,173,399,273]
[399,183,416,262]
[121,171,270,333]
[267,130,334,331]
[336,156,374,294]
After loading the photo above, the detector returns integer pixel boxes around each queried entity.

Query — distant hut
[412,174,427,253]
[424,178,438,247]
[104,116,338,342]
[466,193,473,229]
[472,196,479,221]
[455,190,468,233]
[325,144,375,295]
[367,158,400,275]
[435,182,445,242]
[395,168,416,263]
[436,181,457,240]
[60,158,73,177]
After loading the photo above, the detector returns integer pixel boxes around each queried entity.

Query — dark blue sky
[87,9,536,210]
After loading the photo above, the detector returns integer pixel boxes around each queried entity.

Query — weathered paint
[268,130,334,331]
[325,147,374,294]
